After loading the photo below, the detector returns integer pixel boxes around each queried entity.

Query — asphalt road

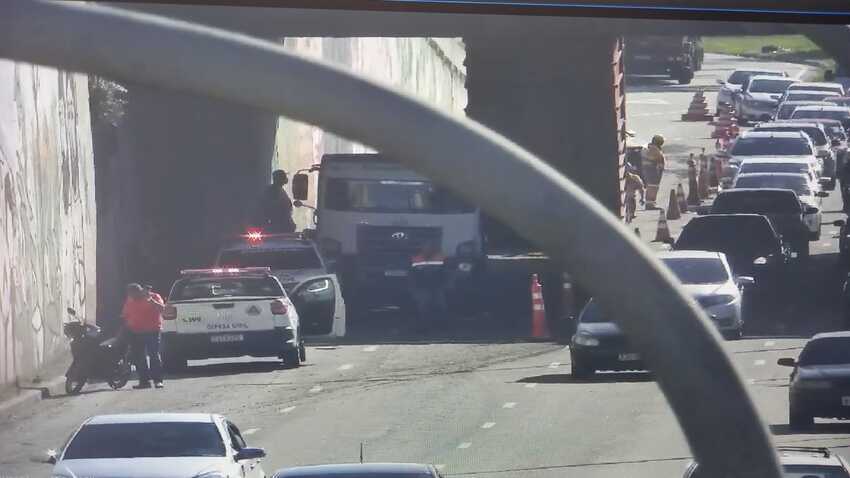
[3,53,850,478]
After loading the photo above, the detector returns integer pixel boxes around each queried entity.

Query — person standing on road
[122,283,165,389]
[624,164,645,223]
[840,159,850,213]
[643,134,666,209]
[257,169,297,233]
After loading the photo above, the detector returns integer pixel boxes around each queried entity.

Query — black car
[779,332,850,429]
[710,189,815,258]
[673,214,793,290]
[570,298,645,377]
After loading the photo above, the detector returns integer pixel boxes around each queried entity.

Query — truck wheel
[789,408,813,430]
[677,69,693,85]
[282,348,301,368]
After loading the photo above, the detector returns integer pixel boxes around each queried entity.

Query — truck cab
[292,154,486,310]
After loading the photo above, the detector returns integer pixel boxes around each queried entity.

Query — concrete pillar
[101,85,277,314]
[465,34,625,215]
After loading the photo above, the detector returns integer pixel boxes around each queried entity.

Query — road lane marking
[548,362,560,369]
[481,422,496,429]
[457,442,472,449]
[338,363,353,371]
[764,341,776,347]
[524,383,537,388]
[754,359,766,366]
[503,402,517,409]
[363,346,378,352]
[279,406,296,413]
[243,428,259,436]
[309,385,323,393]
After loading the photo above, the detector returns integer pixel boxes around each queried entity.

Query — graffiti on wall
[0,60,96,388]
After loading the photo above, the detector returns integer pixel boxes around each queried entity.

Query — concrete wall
[272,37,468,229]
[0,61,96,388]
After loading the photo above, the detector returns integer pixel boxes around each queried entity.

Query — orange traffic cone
[666,189,681,220]
[530,274,550,340]
[681,90,712,121]
[653,209,672,243]
[677,183,688,213]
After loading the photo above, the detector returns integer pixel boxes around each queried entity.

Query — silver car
[716,69,786,110]
[49,413,266,478]
[735,75,799,123]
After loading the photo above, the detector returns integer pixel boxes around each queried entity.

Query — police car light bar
[179,267,272,276]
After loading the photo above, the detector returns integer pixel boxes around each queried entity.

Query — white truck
[292,154,487,311]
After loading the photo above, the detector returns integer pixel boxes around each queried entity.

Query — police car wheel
[282,348,301,368]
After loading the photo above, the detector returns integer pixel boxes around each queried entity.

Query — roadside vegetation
[703,35,834,79]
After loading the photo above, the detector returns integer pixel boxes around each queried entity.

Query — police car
[215,230,346,338]
[162,267,305,370]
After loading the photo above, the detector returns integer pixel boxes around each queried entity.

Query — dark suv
[673,214,793,291]
[710,189,815,258]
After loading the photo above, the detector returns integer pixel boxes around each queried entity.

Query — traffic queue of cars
[47,412,444,478]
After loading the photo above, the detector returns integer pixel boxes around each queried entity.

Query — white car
[684,446,850,478]
[774,100,834,120]
[728,131,821,176]
[737,157,817,184]
[753,121,836,185]
[777,89,841,106]
[49,413,266,478]
[786,81,846,96]
[163,267,306,369]
[716,69,786,110]
[215,231,346,338]
[790,104,850,131]
[658,251,749,339]
[734,75,798,123]
[732,172,828,240]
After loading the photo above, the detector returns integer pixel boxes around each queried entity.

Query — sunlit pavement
[3,53,850,478]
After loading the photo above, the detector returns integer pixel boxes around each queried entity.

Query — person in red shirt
[122,283,165,389]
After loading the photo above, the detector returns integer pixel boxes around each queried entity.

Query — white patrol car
[162,267,305,370]
[214,231,346,338]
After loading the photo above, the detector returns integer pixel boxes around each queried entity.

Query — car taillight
[271,300,287,315]
[163,305,177,320]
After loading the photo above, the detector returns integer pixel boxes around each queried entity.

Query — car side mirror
[735,276,755,287]
[816,191,829,198]
[777,358,796,367]
[805,205,819,214]
[45,448,59,464]
[292,173,309,201]
[235,447,266,461]
[835,219,847,227]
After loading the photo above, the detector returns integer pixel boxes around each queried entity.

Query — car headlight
[698,295,736,308]
[573,334,600,347]
[305,278,330,293]
[457,262,473,272]
[753,256,768,265]
[795,379,832,389]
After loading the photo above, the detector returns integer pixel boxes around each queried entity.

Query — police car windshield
[219,248,322,270]
[798,338,850,366]
[325,178,474,213]
[62,422,226,459]
[170,277,284,301]
[661,258,729,285]
[730,138,813,156]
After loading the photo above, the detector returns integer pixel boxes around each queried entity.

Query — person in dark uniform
[258,170,297,233]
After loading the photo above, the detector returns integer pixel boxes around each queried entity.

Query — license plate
[619,353,640,362]
[842,396,850,407]
[210,334,244,343]
[384,270,408,277]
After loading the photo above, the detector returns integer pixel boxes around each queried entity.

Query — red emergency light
[243,228,265,244]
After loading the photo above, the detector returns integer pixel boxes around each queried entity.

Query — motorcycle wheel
[108,359,132,390]
[65,362,86,395]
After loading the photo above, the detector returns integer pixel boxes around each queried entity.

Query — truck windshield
[219,248,322,270]
[169,277,284,301]
[325,178,474,213]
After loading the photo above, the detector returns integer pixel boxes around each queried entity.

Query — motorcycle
[63,308,132,395]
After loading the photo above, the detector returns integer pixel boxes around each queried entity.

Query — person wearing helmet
[643,134,666,209]
[623,163,645,223]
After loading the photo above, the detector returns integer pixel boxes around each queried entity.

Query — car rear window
[170,277,284,301]
[219,248,322,270]
[578,300,609,324]
[712,191,802,214]
[793,109,850,121]
[675,217,778,255]
[755,127,827,146]
[750,78,796,93]
[63,422,225,459]
[799,337,850,366]
[660,257,729,285]
[733,175,810,196]
[730,138,813,156]
[738,162,808,177]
